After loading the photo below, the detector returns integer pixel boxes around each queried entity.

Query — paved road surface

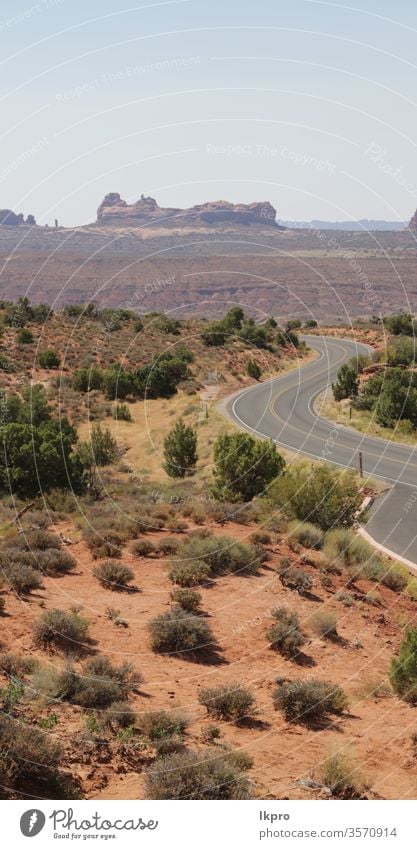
[224,335,417,565]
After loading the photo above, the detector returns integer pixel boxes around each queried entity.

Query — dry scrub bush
[309,610,338,639]
[266,607,305,657]
[138,710,190,740]
[33,608,89,654]
[287,521,323,550]
[145,749,254,799]
[170,587,201,611]
[93,561,134,590]
[199,683,255,721]
[273,679,347,724]
[148,608,214,655]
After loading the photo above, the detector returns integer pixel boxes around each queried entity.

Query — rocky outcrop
[96,193,279,228]
[0,210,36,226]
[409,209,417,231]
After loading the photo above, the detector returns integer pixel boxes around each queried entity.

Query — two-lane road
[224,336,417,566]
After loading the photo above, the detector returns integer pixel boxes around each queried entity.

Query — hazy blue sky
[1,0,417,225]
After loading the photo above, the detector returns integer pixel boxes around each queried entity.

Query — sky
[1,0,417,226]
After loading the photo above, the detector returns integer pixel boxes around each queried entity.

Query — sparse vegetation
[199,683,255,721]
[273,679,348,724]
[33,608,89,654]
[390,627,417,703]
[145,748,254,799]
[93,561,135,590]
[266,607,305,656]
[148,607,214,655]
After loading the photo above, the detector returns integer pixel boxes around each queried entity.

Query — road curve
[223,335,417,566]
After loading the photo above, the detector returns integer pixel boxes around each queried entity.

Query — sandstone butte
[95,192,280,228]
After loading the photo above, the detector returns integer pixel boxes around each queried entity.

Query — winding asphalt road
[224,335,417,567]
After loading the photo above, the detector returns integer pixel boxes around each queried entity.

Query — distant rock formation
[0,209,36,226]
[409,209,417,231]
[96,193,279,228]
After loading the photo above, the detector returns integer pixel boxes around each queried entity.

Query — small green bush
[170,587,201,611]
[287,521,323,550]
[168,560,212,587]
[37,349,60,369]
[17,327,34,344]
[93,561,134,590]
[139,710,190,740]
[266,607,305,656]
[390,627,417,703]
[199,683,255,721]
[174,535,260,577]
[273,679,348,723]
[33,608,89,654]
[112,403,132,422]
[155,536,180,555]
[148,607,214,655]
[145,748,254,799]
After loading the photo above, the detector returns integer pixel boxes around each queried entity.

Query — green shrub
[390,627,417,703]
[112,403,132,421]
[4,563,43,594]
[199,683,255,721]
[212,433,285,502]
[168,560,212,587]
[33,608,89,653]
[273,679,348,723]
[266,607,305,656]
[174,535,260,577]
[170,587,201,611]
[139,710,189,740]
[93,561,134,590]
[78,423,118,466]
[309,610,338,639]
[145,749,254,799]
[287,521,323,550]
[37,349,60,368]
[246,358,261,379]
[163,419,198,478]
[17,327,34,344]
[148,608,214,655]
[268,464,361,530]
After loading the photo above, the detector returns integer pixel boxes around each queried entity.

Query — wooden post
[359,450,363,478]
